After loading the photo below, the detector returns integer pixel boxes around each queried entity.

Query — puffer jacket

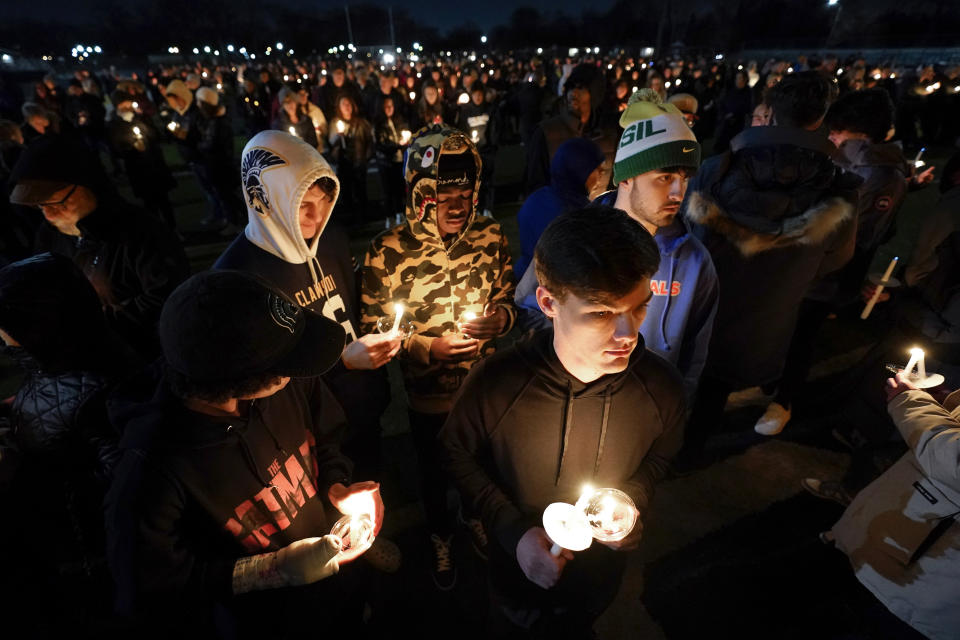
[831,388,960,640]
[360,125,516,412]
[683,125,860,387]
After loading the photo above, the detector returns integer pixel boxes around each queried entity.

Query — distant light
[203,46,211,53]
[676,79,681,86]
[283,74,289,81]
[715,53,723,60]
[481,35,487,44]
[303,73,308,79]
[608,64,613,69]
[383,53,395,64]
[288,49,293,55]
[227,45,235,52]
[827,0,839,5]
[239,47,247,54]
[214,50,219,56]
[665,81,672,89]
[836,68,843,74]
[594,47,600,53]
[193,48,199,54]
[569,47,579,57]
[409,91,416,100]
[276,42,284,50]
[201,71,208,78]
[72,51,78,58]
[787,66,794,73]
[250,54,256,59]
[412,42,420,50]
[94,45,102,53]
[632,86,638,93]
[536,47,543,55]
[873,73,881,80]
[396,47,402,53]
[458,92,469,104]
[738,65,744,70]
[86,46,93,53]
[340,45,345,51]
[1,54,12,64]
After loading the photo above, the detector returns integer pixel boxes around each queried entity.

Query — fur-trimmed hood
[685,190,854,257]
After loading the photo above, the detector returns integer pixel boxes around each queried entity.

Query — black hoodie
[104,368,352,622]
[439,329,684,557]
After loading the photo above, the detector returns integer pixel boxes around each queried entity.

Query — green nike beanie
[614,89,701,185]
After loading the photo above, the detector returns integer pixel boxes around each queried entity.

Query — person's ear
[536,285,560,319]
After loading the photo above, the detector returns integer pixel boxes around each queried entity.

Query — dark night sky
[7,0,620,32]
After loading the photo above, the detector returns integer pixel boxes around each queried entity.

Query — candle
[167,121,178,131]
[458,92,469,104]
[400,129,411,144]
[390,302,404,337]
[288,126,297,137]
[913,147,926,168]
[542,502,593,556]
[861,256,898,320]
[409,91,416,101]
[471,129,479,143]
[330,513,375,555]
[132,101,139,110]
[903,347,926,380]
[458,310,478,337]
[336,120,346,134]
[132,126,143,139]
[575,487,638,543]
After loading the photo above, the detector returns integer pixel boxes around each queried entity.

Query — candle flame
[910,347,924,358]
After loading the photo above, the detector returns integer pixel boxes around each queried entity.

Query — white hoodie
[240,130,340,288]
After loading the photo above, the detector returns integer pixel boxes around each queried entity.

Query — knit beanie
[614,89,700,184]
[195,86,219,107]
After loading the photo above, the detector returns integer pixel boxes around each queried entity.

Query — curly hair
[165,363,286,404]
[825,88,894,143]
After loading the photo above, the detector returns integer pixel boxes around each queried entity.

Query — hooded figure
[216,130,395,480]
[360,124,516,588]
[360,124,517,412]
[515,137,606,279]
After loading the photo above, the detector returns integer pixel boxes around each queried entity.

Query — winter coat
[831,389,960,640]
[808,139,910,303]
[515,137,606,278]
[360,125,516,413]
[439,328,684,556]
[373,113,410,165]
[272,108,319,150]
[683,125,859,387]
[104,368,352,629]
[35,203,190,358]
[106,116,176,200]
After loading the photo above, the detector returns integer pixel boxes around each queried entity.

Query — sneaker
[458,509,488,560]
[429,533,457,591]
[363,536,402,573]
[801,478,852,506]
[725,386,775,410]
[754,402,791,436]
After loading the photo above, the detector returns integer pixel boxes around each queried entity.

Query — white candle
[904,348,923,378]
[288,126,297,137]
[861,256,898,320]
[390,302,404,337]
[400,129,411,144]
[542,502,592,556]
[471,129,479,143]
[132,126,142,139]
[336,120,346,134]
[167,121,178,131]
[880,256,898,282]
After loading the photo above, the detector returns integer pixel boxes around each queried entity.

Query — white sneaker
[754,402,791,436]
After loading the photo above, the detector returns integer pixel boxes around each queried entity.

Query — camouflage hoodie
[361,125,516,412]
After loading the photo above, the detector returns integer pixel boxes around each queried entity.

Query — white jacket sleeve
[887,389,960,490]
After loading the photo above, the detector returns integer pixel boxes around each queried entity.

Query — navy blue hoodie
[515,191,718,399]
[515,137,606,278]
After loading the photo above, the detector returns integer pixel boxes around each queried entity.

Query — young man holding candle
[361,124,516,590]
[215,130,401,493]
[105,270,384,637]
[440,206,684,637]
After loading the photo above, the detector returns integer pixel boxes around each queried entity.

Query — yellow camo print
[361,125,516,413]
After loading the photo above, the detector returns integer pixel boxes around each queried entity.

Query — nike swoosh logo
[682,147,696,153]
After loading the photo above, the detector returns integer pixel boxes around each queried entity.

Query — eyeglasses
[34,184,78,208]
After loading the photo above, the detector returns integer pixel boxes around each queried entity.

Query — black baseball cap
[159,270,345,382]
[9,136,103,205]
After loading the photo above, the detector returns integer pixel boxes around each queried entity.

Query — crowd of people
[0,45,959,640]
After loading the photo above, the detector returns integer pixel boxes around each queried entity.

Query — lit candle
[409,90,416,101]
[400,129,411,144]
[861,256,898,320]
[288,126,298,137]
[458,310,478,337]
[542,502,593,556]
[913,147,926,168]
[904,347,925,380]
[132,101,139,110]
[336,119,346,134]
[132,125,143,139]
[575,486,638,543]
[471,129,479,143]
[458,92,469,104]
[167,121,178,131]
[390,302,404,337]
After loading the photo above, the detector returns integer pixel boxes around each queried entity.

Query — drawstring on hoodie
[556,381,575,486]
[659,253,678,352]
[594,392,611,477]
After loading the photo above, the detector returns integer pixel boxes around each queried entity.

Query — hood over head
[550,137,606,209]
[240,130,340,265]
[164,79,193,115]
[403,124,482,246]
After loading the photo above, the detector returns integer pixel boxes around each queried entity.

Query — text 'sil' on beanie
[614,89,701,185]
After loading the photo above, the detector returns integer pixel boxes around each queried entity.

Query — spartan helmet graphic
[242,148,287,217]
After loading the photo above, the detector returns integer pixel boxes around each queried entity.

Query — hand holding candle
[400,129,412,145]
[542,502,593,556]
[891,346,944,389]
[459,304,507,339]
[390,302,404,338]
[575,486,640,547]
